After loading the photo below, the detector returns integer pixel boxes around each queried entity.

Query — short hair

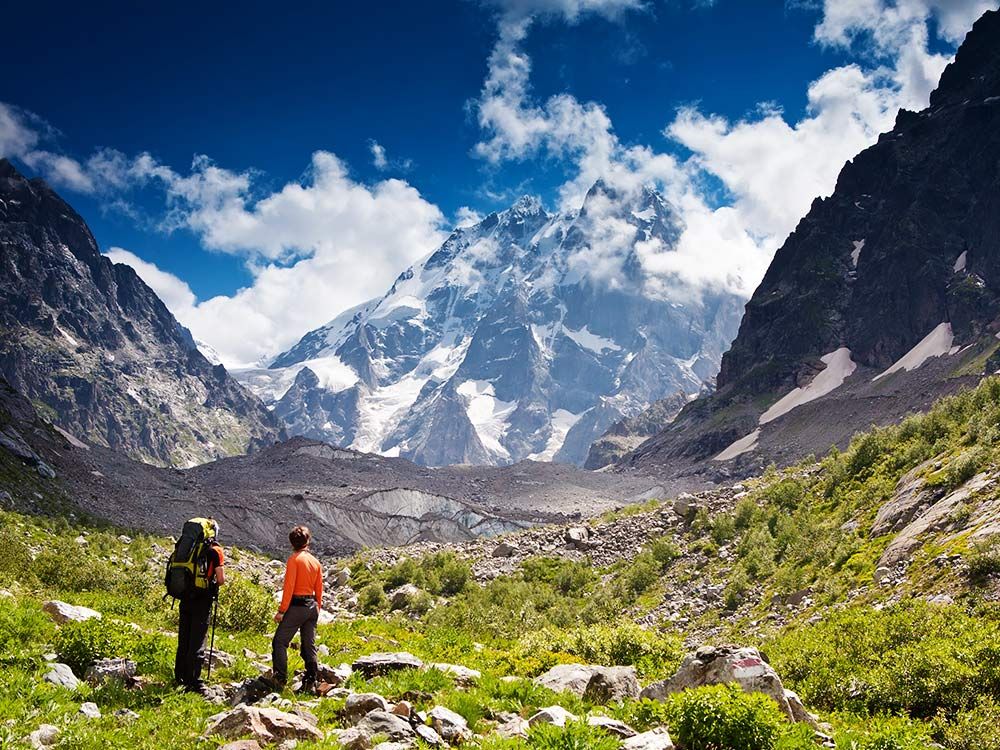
[289,525,311,551]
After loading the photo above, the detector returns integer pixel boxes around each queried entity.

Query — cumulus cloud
[454,206,484,228]
[103,154,447,367]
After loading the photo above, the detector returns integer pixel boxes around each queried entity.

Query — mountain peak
[509,194,545,216]
[929,8,1000,108]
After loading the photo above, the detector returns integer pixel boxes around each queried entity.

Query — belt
[290,595,315,606]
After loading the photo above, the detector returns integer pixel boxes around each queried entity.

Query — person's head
[206,518,219,541]
[289,525,311,551]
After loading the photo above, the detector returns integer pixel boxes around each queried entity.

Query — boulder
[528,706,578,727]
[492,541,520,558]
[622,728,675,750]
[389,584,423,611]
[85,658,137,687]
[414,723,445,746]
[427,663,481,686]
[353,652,423,677]
[587,715,637,738]
[343,693,390,724]
[44,663,80,690]
[356,711,416,742]
[334,568,352,587]
[564,527,595,550]
[317,662,353,686]
[79,702,101,719]
[672,493,697,518]
[28,724,59,749]
[495,712,530,739]
[205,706,324,743]
[42,600,101,624]
[207,649,237,669]
[428,705,471,743]
[640,646,816,726]
[335,726,372,750]
[534,664,640,703]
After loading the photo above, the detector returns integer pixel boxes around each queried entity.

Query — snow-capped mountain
[237,181,743,466]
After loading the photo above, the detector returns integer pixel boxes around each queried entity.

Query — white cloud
[101,153,447,367]
[369,140,388,170]
[454,206,484,228]
[105,247,197,312]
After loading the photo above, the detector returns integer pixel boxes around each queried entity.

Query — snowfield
[873,323,954,381]
[760,347,857,425]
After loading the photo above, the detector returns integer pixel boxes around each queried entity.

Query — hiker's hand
[274,612,283,623]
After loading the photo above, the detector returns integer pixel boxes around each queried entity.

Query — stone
[42,600,101,624]
[207,649,237,669]
[316,662,352,686]
[784,689,820,726]
[873,567,893,584]
[587,715,637,738]
[621,728,675,750]
[528,706,578,727]
[389,584,423,611]
[79,702,102,719]
[640,646,817,727]
[428,705,471,744]
[204,706,324,743]
[534,663,640,703]
[343,692,390,723]
[85,658,137,687]
[335,726,372,750]
[413,723,445,746]
[219,742,263,750]
[492,540,520,558]
[114,709,140,721]
[672,493,697,518]
[356,711,416,742]
[391,701,413,718]
[335,568,352,587]
[44,663,80,690]
[564,527,595,550]
[495,713,530,739]
[353,652,423,677]
[29,724,60,749]
[374,744,415,750]
[427,663,481,686]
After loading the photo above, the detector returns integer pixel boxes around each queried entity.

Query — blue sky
[1,0,992,365]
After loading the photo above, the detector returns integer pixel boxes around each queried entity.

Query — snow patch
[350,375,428,454]
[873,323,954,381]
[457,380,517,458]
[235,356,358,402]
[527,409,583,461]
[632,207,655,221]
[56,325,79,348]
[562,325,622,353]
[953,251,967,273]
[713,429,760,462]
[760,348,857,425]
[851,239,865,268]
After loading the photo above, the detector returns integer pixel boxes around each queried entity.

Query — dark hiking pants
[271,600,319,685]
[175,594,213,687]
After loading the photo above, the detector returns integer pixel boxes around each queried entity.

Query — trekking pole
[206,593,218,680]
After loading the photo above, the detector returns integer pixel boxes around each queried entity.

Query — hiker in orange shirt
[271,525,324,691]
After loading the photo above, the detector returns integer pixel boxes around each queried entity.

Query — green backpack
[165,518,218,600]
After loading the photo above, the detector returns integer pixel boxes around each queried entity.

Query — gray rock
[427,663,481,686]
[672,493,697,518]
[44,663,80,690]
[219,742,263,750]
[353,652,423,677]
[356,711,416,742]
[492,540,520,558]
[85,658,137,686]
[528,706,578,727]
[534,663,640,703]
[389,584,423,611]
[204,706,324,742]
[79,702,102,719]
[495,712,530,738]
[42,600,101,624]
[343,693,390,724]
[564,527,595,550]
[587,715,637,738]
[428,705,471,744]
[29,724,60,749]
[622,728,675,750]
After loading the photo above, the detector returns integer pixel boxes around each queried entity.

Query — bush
[216,575,273,632]
[935,697,1000,750]
[618,553,660,596]
[33,538,124,592]
[648,538,682,568]
[0,600,54,666]
[526,718,619,750]
[522,557,594,596]
[966,538,1000,584]
[0,527,33,587]
[668,684,785,750]
[359,584,389,615]
[54,617,150,674]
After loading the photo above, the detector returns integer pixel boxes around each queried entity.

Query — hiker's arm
[214,564,226,586]
[275,557,296,621]
[315,564,324,610]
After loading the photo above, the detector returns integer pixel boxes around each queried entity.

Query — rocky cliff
[624,9,1000,478]
[0,160,284,466]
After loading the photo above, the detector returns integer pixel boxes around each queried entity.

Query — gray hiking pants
[271,599,318,684]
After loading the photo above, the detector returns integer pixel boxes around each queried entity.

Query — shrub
[54,617,148,674]
[618,553,660,596]
[0,527,33,586]
[425,552,471,596]
[521,558,594,596]
[668,684,785,750]
[33,538,124,592]
[711,514,737,545]
[0,599,54,666]
[648,538,682,568]
[526,719,619,750]
[966,538,1000,584]
[216,575,273,632]
[359,584,389,615]
[935,697,1000,750]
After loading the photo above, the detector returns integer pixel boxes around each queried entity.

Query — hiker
[271,525,324,691]
[166,517,225,693]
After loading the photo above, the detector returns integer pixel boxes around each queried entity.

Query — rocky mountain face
[624,9,1000,478]
[0,160,284,467]
[584,391,690,470]
[239,182,743,467]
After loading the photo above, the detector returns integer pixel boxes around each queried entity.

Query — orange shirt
[278,549,323,613]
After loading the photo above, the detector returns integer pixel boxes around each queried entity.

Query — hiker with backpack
[271,525,323,692]
[165,518,225,693]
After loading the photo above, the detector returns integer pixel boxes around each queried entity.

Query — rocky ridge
[0,159,284,467]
